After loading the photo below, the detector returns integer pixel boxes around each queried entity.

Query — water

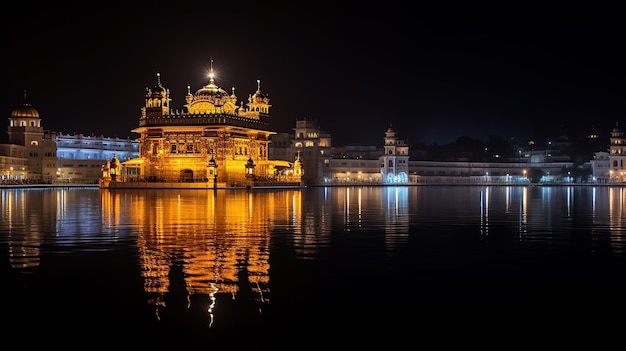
[2,185,626,347]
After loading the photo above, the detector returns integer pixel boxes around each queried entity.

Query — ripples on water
[2,185,626,346]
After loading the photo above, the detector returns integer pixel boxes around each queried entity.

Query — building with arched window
[1,93,138,184]
[100,63,303,189]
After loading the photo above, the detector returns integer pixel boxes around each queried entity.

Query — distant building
[609,123,626,182]
[590,151,610,183]
[55,133,137,183]
[1,93,134,184]
[271,120,412,185]
[269,119,332,186]
[381,126,410,183]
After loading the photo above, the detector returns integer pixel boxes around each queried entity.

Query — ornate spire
[208,57,216,86]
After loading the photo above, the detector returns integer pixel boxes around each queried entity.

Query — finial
[156,72,162,87]
[187,85,191,94]
[208,58,216,85]
[257,79,261,92]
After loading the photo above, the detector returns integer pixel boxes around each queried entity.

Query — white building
[609,123,626,182]
[1,95,138,184]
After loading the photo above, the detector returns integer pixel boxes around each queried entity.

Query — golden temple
[100,61,303,189]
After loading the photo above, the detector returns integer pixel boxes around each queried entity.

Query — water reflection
[0,188,107,271]
[472,186,626,255]
[101,189,302,321]
[5,185,626,343]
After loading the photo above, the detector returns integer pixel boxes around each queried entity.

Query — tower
[609,122,626,182]
[292,119,332,185]
[6,91,55,181]
[380,124,410,184]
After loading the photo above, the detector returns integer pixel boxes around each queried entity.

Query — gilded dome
[11,101,39,118]
[193,72,230,106]
[145,72,169,99]
[249,79,269,104]
[194,83,229,101]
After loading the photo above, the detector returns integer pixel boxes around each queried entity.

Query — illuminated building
[381,125,410,183]
[0,93,138,184]
[100,63,303,189]
[54,133,137,183]
[269,119,332,185]
[609,123,626,182]
[2,94,56,183]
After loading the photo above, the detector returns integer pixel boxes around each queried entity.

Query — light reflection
[1,188,104,272]
[101,189,302,326]
[335,186,409,237]
[480,186,489,237]
[520,186,528,239]
[383,186,409,249]
[8,185,626,332]
[566,186,573,217]
[608,187,626,255]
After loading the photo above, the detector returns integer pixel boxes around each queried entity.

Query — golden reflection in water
[100,189,302,322]
[609,187,626,227]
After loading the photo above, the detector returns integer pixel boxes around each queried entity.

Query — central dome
[194,82,229,103]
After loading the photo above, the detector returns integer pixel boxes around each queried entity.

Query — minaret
[7,91,48,181]
[8,90,43,146]
[142,72,171,119]
[383,123,397,156]
[247,79,271,116]
[609,122,626,182]
[380,124,410,184]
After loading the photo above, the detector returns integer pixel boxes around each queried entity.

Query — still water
[2,185,626,347]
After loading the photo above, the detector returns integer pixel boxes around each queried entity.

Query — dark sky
[1,2,624,146]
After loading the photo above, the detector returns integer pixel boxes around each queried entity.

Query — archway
[179,169,194,182]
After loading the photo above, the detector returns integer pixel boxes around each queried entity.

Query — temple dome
[11,101,39,118]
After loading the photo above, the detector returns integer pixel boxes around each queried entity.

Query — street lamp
[245,157,256,179]
[208,155,218,188]
[109,154,119,181]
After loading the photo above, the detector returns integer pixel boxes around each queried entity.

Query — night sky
[1,2,624,146]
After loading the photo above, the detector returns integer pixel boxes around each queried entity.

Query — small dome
[11,101,39,118]
[146,73,168,99]
[249,80,269,104]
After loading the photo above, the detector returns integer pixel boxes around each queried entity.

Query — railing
[139,113,270,129]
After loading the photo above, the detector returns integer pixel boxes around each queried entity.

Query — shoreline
[0,182,621,189]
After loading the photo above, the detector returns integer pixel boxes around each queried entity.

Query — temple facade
[100,63,303,188]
